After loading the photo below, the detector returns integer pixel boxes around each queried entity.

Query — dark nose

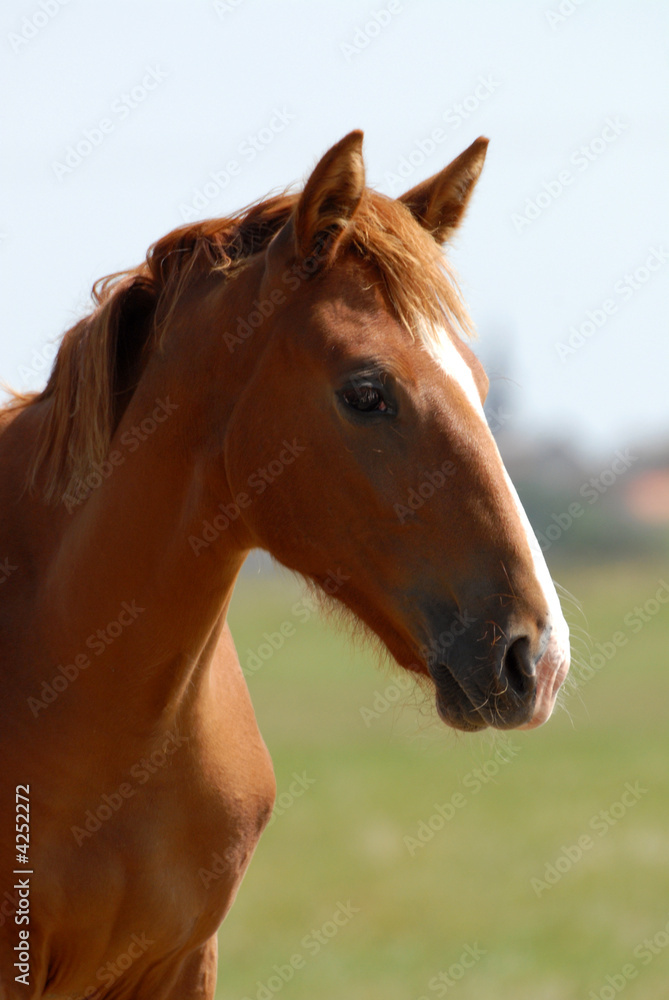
[499,636,537,707]
[457,635,538,730]
[428,622,543,731]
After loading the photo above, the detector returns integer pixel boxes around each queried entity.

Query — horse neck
[24,263,269,725]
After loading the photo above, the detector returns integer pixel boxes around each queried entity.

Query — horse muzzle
[425,616,568,732]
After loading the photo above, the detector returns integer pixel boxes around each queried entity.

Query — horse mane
[8,189,473,504]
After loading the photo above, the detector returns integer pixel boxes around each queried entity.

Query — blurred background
[1,1,668,997]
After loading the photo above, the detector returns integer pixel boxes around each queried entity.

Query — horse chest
[13,715,274,993]
[18,765,268,996]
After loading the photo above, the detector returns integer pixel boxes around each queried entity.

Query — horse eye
[342,384,388,413]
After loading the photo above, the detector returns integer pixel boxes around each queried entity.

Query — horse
[0,131,570,998]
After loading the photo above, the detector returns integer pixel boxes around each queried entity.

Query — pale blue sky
[2,0,668,454]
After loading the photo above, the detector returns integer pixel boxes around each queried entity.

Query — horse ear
[294,130,365,261]
[399,136,488,244]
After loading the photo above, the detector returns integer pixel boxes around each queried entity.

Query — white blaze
[424,328,571,726]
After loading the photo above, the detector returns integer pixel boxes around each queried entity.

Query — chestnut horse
[0,132,569,998]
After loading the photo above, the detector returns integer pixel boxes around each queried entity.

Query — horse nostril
[501,636,536,701]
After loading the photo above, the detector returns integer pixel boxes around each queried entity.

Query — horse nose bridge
[454,562,552,640]
[441,440,555,623]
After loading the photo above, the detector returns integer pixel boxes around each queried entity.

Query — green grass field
[217,559,669,1000]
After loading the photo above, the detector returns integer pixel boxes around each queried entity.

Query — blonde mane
[8,189,473,503]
